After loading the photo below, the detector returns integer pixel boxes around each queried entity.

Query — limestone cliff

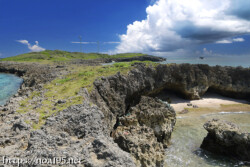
[92,63,250,131]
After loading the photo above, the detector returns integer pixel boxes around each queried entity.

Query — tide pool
[0,73,23,105]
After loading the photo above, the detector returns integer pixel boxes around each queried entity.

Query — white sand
[168,92,249,112]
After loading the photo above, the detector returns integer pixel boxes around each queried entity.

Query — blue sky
[0,0,150,57]
[0,0,250,59]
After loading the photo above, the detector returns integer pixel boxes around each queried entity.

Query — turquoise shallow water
[0,73,23,105]
[165,111,250,167]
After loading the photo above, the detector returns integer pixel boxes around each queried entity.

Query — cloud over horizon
[17,40,45,52]
[216,37,245,44]
[71,41,120,44]
[116,0,250,54]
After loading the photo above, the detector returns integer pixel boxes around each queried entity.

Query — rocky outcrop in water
[201,119,250,162]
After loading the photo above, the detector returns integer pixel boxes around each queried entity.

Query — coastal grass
[17,61,156,129]
[1,50,146,63]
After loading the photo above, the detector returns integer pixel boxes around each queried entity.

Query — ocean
[0,73,23,105]
[161,56,250,68]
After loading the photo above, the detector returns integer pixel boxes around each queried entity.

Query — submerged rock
[201,119,250,162]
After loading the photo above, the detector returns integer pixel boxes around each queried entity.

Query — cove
[0,73,23,105]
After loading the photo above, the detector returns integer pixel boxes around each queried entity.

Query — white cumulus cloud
[216,38,245,44]
[71,41,120,44]
[17,40,45,52]
[116,0,250,54]
[71,42,97,44]
[233,38,245,42]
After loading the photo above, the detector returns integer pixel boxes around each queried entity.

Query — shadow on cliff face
[153,87,250,106]
[152,88,191,101]
[206,86,249,100]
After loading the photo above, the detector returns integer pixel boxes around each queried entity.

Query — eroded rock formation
[113,96,176,166]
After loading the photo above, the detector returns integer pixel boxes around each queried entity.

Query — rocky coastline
[0,61,249,166]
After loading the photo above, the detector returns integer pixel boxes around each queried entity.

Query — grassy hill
[1,50,145,63]
[16,60,158,129]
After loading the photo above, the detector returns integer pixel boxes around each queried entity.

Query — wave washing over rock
[0,61,249,166]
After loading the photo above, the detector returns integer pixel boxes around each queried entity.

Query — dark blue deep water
[0,73,23,105]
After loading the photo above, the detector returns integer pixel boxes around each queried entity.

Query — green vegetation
[1,50,146,63]
[17,61,157,129]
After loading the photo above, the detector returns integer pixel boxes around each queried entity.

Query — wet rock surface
[201,119,250,162]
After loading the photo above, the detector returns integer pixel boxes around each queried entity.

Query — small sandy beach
[163,92,250,114]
